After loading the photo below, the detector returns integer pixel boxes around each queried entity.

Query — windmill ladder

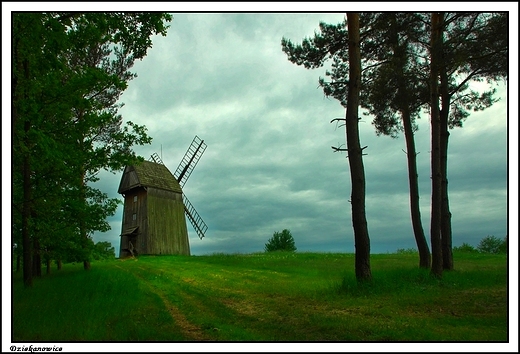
[183,194,207,239]
[174,136,207,187]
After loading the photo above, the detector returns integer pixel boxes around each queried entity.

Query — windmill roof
[118,160,182,194]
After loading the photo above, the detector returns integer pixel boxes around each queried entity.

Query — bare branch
[331,145,348,153]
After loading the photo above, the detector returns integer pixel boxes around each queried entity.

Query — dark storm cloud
[59,12,508,256]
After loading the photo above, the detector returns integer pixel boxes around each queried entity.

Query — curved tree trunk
[346,13,371,282]
[401,107,431,269]
[387,13,431,269]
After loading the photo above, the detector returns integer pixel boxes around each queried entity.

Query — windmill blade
[183,194,207,240]
[174,136,206,187]
[149,152,164,165]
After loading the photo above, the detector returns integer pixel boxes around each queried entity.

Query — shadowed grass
[12,252,507,341]
[12,262,184,341]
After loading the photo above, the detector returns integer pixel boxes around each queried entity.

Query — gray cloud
[87,13,509,257]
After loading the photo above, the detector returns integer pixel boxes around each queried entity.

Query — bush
[265,229,297,252]
[477,235,507,254]
[92,241,116,260]
[395,248,417,254]
[453,242,478,253]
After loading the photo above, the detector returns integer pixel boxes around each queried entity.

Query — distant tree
[477,235,507,254]
[265,229,297,252]
[92,241,116,260]
[453,243,477,253]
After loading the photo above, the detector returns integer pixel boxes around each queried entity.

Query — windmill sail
[174,135,207,187]
[183,194,207,239]
[150,152,164,165]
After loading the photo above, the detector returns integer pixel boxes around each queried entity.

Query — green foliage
[12,13,172,274]
[264,229,297,252]
[282,13,507,136]
[92,241,116,260]
[453,242,478,253]
[477,235,507,254]
[395,248,418,254]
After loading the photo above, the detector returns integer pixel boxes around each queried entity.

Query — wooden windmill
[118,136,207,257]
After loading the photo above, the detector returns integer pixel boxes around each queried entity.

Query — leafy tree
[343,13,372,281]
[453,242,478,253]
[477,235,507,254]
[432,13,507,270]
[92,241,116,260]
[282,12,507,277]
[358,13,431,269]
[265,229,297,252]
[12,12,172,286]
[282,13,372,281]
[282,14,431,272]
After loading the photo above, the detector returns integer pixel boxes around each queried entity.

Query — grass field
[12,252,508,343]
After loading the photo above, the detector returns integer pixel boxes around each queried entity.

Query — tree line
[282,12,507,280]
[12,13,173,287]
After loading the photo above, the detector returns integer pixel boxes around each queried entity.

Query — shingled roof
[118,160,182,194]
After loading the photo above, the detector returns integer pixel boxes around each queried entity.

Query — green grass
[12,252,508,342]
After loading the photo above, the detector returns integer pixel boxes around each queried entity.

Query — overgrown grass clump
[12,252,507,342]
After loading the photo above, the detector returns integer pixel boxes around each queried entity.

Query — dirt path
[114,264,211,341]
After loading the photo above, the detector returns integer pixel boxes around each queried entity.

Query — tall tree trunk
[57,259,62,270]
[22,120,33,287]
[78,117,91,271]
[429,13,443,278]
[81,174,91,271]
[388,13,430,269]
[46,257,51,275]
[346,13,371,282]
[81,208,91,270]
[401,106,431,269]
[32,237,42,277]
[439,49,454,271]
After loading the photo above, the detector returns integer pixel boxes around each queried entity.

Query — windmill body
[117,136,207,258]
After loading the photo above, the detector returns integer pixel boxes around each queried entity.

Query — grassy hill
[12,252,508,342]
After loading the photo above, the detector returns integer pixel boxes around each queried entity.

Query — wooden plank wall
[147,187,190,255]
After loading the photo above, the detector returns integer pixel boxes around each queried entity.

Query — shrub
[92,241,116,260]
[265,229,297,252]
[453,243,478,253]
[395,248,417,254]
[477,235,507,254]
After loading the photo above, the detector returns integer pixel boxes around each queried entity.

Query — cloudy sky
[84,9,514,257]
[4,4,516,259]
